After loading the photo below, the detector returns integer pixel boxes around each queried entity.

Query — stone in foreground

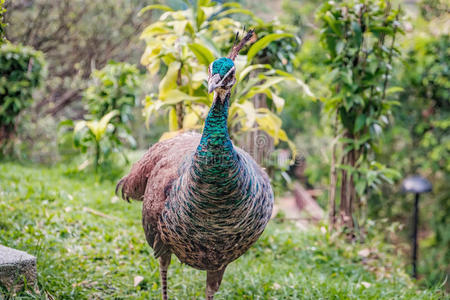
[0,245,36,293]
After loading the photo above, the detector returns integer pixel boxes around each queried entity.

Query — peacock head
[207,57,236,94]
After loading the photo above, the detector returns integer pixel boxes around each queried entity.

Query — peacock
[116,30,274,300]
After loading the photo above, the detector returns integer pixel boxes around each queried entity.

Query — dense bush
[375,33,449,288]
[0,43,45,150]
[59,62,142,172]
[83,61,142,127]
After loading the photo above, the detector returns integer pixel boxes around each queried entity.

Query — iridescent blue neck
[194,90,237,178]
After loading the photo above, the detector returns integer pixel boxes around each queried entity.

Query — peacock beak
[208,74,221,94]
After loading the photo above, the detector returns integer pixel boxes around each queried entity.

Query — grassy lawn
[0,162,445,299]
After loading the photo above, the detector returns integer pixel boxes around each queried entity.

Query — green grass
[0,162,446,299]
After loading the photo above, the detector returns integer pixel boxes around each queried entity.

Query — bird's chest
[159,174,272,270]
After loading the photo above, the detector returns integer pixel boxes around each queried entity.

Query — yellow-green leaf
[140,22,171,39]
[217,8,255,18]
[196,7,206,28]
[162,90,206,105]
[159,61,181,100]
[272,93,285,113]
[386,86,404,95]
[188,43,215,66]
[222,3,242,8]
[172,20,188,36]
[89,110,119,141]
[168,107,178,131]
[159,130,182,142]
[234,101,256,130]
[238,64,270,81]
[295,78,315,98]
[183,111,200,129]
[138,5,174,16]
[147,59,161,76]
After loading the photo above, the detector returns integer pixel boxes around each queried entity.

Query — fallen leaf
[358,248,371,257]
[134,275,144,287]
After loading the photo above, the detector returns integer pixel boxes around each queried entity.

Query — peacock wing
[116,132,201,256]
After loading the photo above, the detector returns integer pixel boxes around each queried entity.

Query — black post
[412,193,419,279]
[402,175,431,279]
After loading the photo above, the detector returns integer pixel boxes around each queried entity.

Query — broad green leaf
[247,33,294,63]
[58,119,74,129]
[188,43,215,66]
[323,11,342,36]
[369,26,394,35]
[355,114,366,132]
[386,86,403,95]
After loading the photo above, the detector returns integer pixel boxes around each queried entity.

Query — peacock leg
[206,266,227,300]
[159,253,171,300]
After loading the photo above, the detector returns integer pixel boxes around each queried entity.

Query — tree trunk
[242,93,274,166]
[0,124,15,154]
[328,116,338,229]
[176,66,184,129]
[338,131,356,232]
[175,103,184,129]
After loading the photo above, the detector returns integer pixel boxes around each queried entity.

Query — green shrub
[60,110,126,173]
[0,43,46,150]
[376,33,449,288]
[83,61,141,128]
[59,61,141,173]
[0,0,6,45]
[317,0,403,230]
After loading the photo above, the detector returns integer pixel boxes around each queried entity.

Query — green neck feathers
[194,90,237,181]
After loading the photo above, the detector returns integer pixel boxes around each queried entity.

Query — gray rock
[0,245,37,294]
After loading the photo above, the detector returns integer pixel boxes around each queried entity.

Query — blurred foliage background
[1,0,448,294]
